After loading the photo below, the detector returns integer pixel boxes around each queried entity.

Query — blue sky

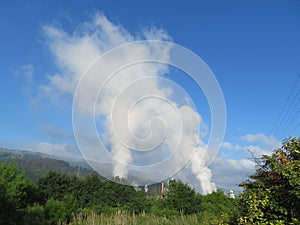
[0,1,299,191]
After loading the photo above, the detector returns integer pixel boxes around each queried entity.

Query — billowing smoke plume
[41,13,216,194]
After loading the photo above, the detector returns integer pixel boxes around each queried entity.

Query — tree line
[0,137,299,225]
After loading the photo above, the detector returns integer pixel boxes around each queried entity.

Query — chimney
[161,181,165,194]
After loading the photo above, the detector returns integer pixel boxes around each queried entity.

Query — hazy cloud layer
[211,134,281,191]
[24,142,81,159]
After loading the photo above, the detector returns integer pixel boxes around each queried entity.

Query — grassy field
[67,211,203,225]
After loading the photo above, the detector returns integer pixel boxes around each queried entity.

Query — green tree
[198,190,240,224]
[0,163,37,224]
[124,189,150,213]
[76,173,105,208]
[24,203,47,225]
[238,137,300,224]
[37,171,78,201]
[103,179,138,209]
[44,195,78,225]
[163,180,202,214]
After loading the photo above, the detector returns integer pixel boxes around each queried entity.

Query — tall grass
[67,211,200,225]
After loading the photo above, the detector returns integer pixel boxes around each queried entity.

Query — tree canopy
[163,179,202,214]
[0,163,38,224]
[238,137,300,224]
[0,161,240,224]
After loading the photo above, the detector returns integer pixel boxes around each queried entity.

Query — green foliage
[44,195,78,225]
[0,163,38,225]
[163,180,202,214]
[75,173,104,208]
[38,171,79,201]
[24,203,47,225]
[124,189,151,213]
[198,190,241,224]
[0,158,243,224]
[102,180,137,208]
[238,137,300,224]
[45,199,67,225]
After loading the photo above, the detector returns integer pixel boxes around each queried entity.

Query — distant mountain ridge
[0,147,55,159]
[0,148,94,182]
[0,148,170,195]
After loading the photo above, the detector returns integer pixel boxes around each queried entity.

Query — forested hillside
[0,148,93,182]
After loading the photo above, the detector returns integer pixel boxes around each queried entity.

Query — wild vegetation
[238,137,300,224]
[0,164,239,225]
[0,137,299,225]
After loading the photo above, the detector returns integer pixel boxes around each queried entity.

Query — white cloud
[14,64,34,81]
[236,144,270,158]
[241,133,281,149]
[41,124,72,140]
[211,157,255,191]
[24,142,80,159]
[13,64,35,92]
[210,133,282,190]
[239,133,281,159]
[39,12,216,194]
[221,141,232,149]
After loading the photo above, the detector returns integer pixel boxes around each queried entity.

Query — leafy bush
[238,137,300,224]
[44,195,78,225]
[198,190,240,224]
[0,163,38,225]
[163,180,202,214]
[24,203,47,225]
